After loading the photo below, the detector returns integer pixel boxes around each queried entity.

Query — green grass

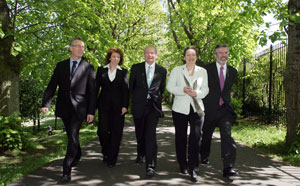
[0,118,98,186]
[232,118,300,167]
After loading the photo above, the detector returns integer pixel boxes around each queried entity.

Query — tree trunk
[0,0,20,116]
[284,0,300,146]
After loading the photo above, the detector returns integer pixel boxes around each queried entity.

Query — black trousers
[97,108,125,165]
[200,105,236,169]
[134,100,159,169]
[61,104,83,176]
[172,105,204,171]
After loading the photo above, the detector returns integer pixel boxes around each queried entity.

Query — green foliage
[0,113,25,153]
[288,123,300,155]
[19,75,43,121]
[241,44,286,123]
[0,118,97,186]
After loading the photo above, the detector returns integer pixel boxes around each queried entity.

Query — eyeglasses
[71,45,86,49]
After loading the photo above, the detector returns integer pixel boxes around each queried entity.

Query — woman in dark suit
[95,47,129,167]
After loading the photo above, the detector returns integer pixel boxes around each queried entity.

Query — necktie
[219,66,224,105]
[146,65,152,99]
[71,61,77,79]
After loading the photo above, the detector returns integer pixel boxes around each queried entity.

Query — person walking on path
[95,47,129,168]
[40,38,96,183]
[129,45,167,178]
[200,44,239,178]
[167,46,209,182]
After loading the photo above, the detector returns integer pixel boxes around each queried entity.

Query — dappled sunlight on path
[8,105,300,186]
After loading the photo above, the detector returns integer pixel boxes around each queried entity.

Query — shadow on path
[8,106,300,186]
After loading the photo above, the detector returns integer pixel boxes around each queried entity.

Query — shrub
[0,113,25,153]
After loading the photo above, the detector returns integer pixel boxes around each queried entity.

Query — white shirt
[145,62,155,81]
[104,64,122,82]
[216,62,227,81]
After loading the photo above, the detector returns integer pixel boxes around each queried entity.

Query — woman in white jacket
[167,46,209,182]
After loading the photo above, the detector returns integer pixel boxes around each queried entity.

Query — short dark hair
[214,44,229,54]
[70,38,84,46]
[183,45,199,57]
[105,47,124,65]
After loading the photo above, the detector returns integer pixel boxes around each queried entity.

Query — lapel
[141,62,148,87]
[71,59,86,87]
[102,67,110,83]
[61,59,71,88]
[181,65,200,86]
[114,68,122,83]
[224,65,231,90]
[212,63,222,92]
[64,59,71,82]
[150,63,160,88]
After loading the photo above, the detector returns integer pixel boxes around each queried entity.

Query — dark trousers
[200,106,236,169]
[97,108,125,165]
[134,101,159,169]
[61,104,83,176]
[172,106,204,171]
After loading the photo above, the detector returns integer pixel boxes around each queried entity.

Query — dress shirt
[145,62,155,82]
[216,62,227,81]
[104,64,122,82]
[70,57,81,73]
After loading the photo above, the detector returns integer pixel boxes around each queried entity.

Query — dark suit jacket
[95,66,129,112]
[129,62,167,118]
[42,58,96,120]
[203,62,237,121]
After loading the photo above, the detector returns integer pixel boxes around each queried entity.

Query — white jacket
[167,65,209,115]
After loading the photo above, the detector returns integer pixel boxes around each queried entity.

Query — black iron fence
[241,42,287,123]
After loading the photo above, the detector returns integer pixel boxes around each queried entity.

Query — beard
[217,57,228,65]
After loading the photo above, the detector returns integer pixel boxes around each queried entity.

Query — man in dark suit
[41,38,96,183]
[129,46,167,178]
[200,44,239,178]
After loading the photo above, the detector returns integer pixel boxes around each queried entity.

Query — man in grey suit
[200,44,239,178]
[41,38,96,183]
[129,46,167,178]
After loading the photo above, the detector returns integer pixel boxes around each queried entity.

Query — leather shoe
[179,167,188,174]
[223,168,239,178]
[136,156,144,164]
[60,175,71,183]
[103,155,108,163]
[107,162,115,168]
[146,168,155,178]
[201,158,210,164]
[190,170,198,182]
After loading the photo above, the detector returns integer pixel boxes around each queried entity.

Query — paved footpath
[8,106,300,186]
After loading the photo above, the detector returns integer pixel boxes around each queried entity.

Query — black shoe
[107,162,115,168]
[60,175,71,183]
[180,167,188,174]
[190,170,198,183]
[136,156,144,164]
[201,158,210,164]
[103,155,108,163]
[146,168,155,178]
[223,168,239,178]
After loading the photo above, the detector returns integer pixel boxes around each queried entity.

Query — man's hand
[40,107,49,114]
[87,114,94,124]
[121,107,127,115]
